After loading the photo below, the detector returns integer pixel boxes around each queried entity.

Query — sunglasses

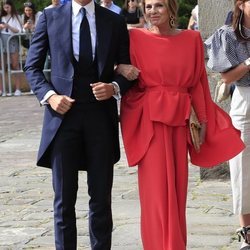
[24,2,33,7]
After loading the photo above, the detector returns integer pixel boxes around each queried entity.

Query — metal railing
[0,32,51,96]
[0,39,6,96]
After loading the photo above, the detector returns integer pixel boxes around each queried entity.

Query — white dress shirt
[41,0,120,104]
[72,0,96,61]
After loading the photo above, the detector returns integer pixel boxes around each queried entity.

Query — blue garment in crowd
[60,0,71,4]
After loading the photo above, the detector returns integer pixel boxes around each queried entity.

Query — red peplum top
[120,28,245,167]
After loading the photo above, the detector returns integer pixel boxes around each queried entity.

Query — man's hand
[48,94,75,115]
[90,82,114,101]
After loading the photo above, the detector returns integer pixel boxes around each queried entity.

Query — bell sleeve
[189,32,245,167]
[205,25,239,72]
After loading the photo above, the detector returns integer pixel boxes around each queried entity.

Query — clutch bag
[189,107,201,152]
[214,79,231,103]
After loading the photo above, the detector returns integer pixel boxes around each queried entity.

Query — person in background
[225,10,236,97]
[22,2,42,34]
[120,0,145,29]
[0,0,22,96]
[225,10,234,25]
[60,0,71,4]
[24,0,133,249]
[21,1,42,94]
[101,0,121,14]
[116,0,245,248]
[205,1,250,249]
[46,0,61,9]
[187,4,198,30]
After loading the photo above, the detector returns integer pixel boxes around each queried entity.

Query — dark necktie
[79,7,92,68]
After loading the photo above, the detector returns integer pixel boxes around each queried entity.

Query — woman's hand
[23,22,32,30]
[0,23,7,30]
[116,64,140,81]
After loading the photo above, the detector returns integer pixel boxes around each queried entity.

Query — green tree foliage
[7,0,51,13]
[177,0,197,29]
[116,0,197,29]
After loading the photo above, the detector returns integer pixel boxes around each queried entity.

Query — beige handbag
[214,79,231,103]
[189,107,201,152]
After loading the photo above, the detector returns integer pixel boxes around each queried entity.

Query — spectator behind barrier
[21,2,42,49]
[0,0,22,96]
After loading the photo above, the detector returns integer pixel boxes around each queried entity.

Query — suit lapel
[53,3,113,74]
[95,4,112,77]
[54,4,74,65]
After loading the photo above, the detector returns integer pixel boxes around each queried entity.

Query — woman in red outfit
[116,0,245,249]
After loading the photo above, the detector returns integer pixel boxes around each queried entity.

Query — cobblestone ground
[0,95,241,249]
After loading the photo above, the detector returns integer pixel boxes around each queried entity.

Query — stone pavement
[0,95,242,250]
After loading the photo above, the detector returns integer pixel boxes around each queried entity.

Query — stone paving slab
[0,95,242,249]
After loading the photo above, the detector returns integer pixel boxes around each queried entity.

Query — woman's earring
[238,10,250,40]
[169,15,175,28]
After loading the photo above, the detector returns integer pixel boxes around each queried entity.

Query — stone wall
[199,0,233,40]
[197,0,234,180]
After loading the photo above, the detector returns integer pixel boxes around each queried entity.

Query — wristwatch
[244,58,250,67]
[112,82,120,96]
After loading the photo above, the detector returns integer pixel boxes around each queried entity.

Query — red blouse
[121,29,245,167]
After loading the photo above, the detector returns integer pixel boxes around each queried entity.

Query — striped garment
[205,25,250,86]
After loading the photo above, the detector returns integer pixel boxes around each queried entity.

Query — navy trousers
[51,102,115,250]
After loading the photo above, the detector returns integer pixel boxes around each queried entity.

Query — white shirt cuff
[40,90,57,105]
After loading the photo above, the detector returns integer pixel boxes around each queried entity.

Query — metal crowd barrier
[0,39,6,96]
[0,32,51,96]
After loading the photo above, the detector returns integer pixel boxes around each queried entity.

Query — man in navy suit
[24,0,134,249]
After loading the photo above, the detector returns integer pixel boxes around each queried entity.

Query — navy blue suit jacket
[24,2,133,168]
